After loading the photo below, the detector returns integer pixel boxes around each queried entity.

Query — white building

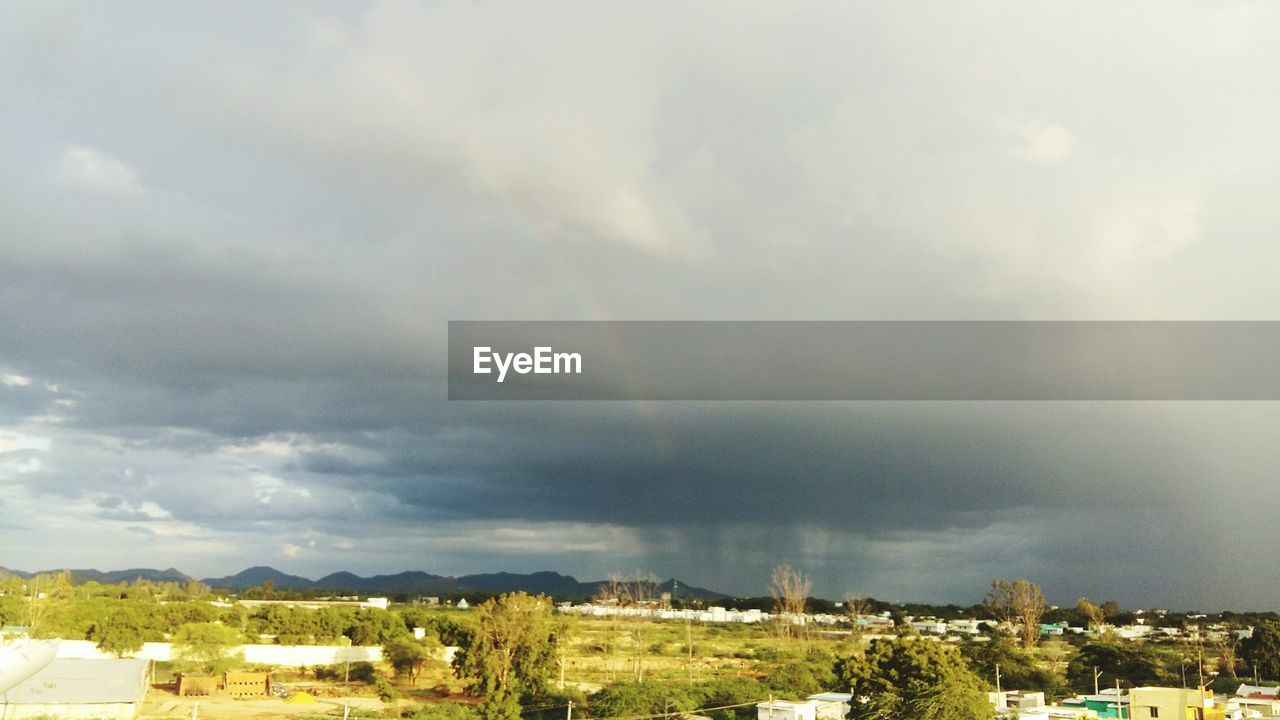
[0,658,149,720]
[806,692,851,720]
[757,700,816,720]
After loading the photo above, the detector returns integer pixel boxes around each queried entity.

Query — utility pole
[1198,643,1205,691]
[995,663,1002,696]
[1116,679,1124,720]
[687,617,694,683]
[1094,666,1102,696]
[567,700,574,720]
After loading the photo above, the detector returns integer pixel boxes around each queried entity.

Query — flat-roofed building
[0,657,148,720]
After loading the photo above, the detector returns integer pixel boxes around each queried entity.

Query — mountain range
[0,565,729,600]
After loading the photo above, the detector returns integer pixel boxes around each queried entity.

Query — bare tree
[844,592,872,645]
[25,571,73,637]
[594,576,625,681]
[770,564,812,642]
[1040,638,1069,672]
[985,578,1047,649]
[605,571,661,681]
[1076,597,1105,631]
[1217,624,1241,679]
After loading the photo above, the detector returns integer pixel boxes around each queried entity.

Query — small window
[1148,707,1158,718]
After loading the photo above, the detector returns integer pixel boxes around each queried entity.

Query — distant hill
[202,566,315,591]
[0,567,193,584]
[0,564,729,600]
[201,567,728,600]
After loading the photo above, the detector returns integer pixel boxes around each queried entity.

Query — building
[1061,689,1129,718]
[990,690,1047,713]
[757,699,817,720]
[1127,687,1223,720]
[1227,684,1280,717]
[0,658,148,720]
[806,692,851,720]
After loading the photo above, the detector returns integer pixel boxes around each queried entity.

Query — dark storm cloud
[3,1,1280,607]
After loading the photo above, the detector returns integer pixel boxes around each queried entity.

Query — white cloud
[1,373,32,387]
[0,431,51,453]
[55,145,142,196]
[1012,122,1075,166]
[249,473,313,505]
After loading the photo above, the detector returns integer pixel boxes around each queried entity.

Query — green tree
[456,592,558,720]
[88,605,149,657]
[1065,642,1164,692]
[172,621,244,674]
[386,634,442,686]
[765,651,837,697]
[1242,620,1280,681]
[835,637,993,720]
[589,681,700,718]
[961,636,1064,695]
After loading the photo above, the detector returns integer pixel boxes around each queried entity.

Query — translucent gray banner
[447,321,1280,400]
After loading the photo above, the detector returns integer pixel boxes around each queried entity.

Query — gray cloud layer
[3,1,1280,609]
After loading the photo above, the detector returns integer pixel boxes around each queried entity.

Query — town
[1,566,1278,720]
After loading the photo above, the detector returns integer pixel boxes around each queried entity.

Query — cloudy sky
[3,1,1280,610]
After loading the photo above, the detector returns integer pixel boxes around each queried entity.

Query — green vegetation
[172,621,245,674]
[1243,620,1280,680]
[455,592,559,720]
[4,571,1278,720]
[836,637,993,720]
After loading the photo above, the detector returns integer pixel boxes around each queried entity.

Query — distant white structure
[456,598,470,609]
[757,699,817,720]
[559,603,885,629]
[806,692,851,720]
[0,657,148,720]
[363,596,389,610]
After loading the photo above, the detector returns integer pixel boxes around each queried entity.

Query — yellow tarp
[284,692,318,704]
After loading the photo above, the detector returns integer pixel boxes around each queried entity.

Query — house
[0,657,149,720]
[1227,684,1280,718]
[1061,689,1128,718]
[1127,686,1223,720]
[806,692,851,720]
[990,690,1047,713]
[757,699,817,720]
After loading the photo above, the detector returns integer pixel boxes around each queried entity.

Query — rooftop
[1,658,148,705]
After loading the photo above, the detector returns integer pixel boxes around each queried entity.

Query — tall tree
[1216,623,1241,679]
[770,564,812,642]
[457,592,558,720]
[984,579,1047,649]
[614,571,660,681]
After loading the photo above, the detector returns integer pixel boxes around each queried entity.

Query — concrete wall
[55,640,383,666]
[55,640,458,667]
[0,701,138,720]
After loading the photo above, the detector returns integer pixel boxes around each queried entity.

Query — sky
[2,1,1280,610]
